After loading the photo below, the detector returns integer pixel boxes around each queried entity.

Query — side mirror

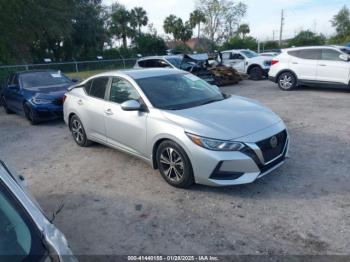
[8,84,19,90]
[339,54,350,61]
[121,100,141,111]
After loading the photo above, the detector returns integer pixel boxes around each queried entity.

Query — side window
[222,53,231,60]
[321,49,342,61]
[88,77,109,99]
[7,74,15,85]
[0,180,46,259]
[155,60,171,68]
[138,60,147,68]
[109,78,140,104]
[298,49,321,60]
[232,53,245,60]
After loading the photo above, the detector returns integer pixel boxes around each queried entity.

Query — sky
[103,0,349,41]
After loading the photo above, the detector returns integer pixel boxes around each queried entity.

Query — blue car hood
[26,84,71,99]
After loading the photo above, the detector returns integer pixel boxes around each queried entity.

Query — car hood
[25,84,71,99]
[161,96,282,140]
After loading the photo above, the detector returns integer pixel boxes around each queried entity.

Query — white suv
[220,49,272,80]
[269,45,350,90]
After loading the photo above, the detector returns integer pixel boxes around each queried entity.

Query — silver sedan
[63,68,289,188]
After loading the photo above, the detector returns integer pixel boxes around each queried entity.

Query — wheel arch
[247,64,262,73]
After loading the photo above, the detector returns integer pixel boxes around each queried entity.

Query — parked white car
[268,45,350,90]
[220,49,272,80]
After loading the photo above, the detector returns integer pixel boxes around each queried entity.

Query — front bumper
[188,122,289,186]
[29,103,63,121]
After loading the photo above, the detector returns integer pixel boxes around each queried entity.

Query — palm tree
[238,23,250,38]
[130,7,148,36]
[163,15,178,39]
[189,10,206,39]
[110,4,135,49]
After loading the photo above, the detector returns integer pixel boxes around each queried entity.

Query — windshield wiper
[199,99,224,106]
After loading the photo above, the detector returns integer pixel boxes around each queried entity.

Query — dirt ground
[0,80,349,255]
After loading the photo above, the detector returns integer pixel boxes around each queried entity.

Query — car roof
[284,45,345,51]
[91,68,185,80]
[221,49,250,53]
[138,55,182,61]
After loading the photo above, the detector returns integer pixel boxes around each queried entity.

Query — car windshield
[0,167,46,260]
[241,50,259,58]
[136,73,225,110]
[21,72,71,89]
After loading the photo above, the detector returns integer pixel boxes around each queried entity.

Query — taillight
[271,59,279,65]
[62,95,67,103]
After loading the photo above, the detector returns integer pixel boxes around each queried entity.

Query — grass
[66,69,108,80]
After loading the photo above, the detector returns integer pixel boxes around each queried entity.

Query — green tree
[237,24,250,38]
[222,36,257,51]
[198,0,246,43]
[163,15,193,42]
[289,30,326,47]
[190,10,206,38]
[331,6,350,39]
[110,3,135,49]
[134,34,166,56]
[163,15,178,40]
[130,7,148,36]
[63,0,109,60]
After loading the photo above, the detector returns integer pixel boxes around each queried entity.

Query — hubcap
[71,119,84,143]
[279,74,293,89]
[160,147,184,182]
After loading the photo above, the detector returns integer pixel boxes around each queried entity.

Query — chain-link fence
[0,58,137,90]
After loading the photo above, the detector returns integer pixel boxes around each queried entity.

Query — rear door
[222,52,246,73]
[288,49,321,81]
[5,74,23,112]
[317,48,350,84]
[104,77,148,157]
[79,77,110,142]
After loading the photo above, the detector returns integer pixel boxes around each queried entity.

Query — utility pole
[272,30,276,41]
[279,9,284,47]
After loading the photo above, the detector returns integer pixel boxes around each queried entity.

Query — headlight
[32,97,52,105]
[186,133,244,151]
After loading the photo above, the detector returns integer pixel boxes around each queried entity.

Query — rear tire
[277,72,297,91]
[23,102,39,125]
[156,140,194,188]
[69,115,92,147]
[249,66,264,81]
[1,96,13,114]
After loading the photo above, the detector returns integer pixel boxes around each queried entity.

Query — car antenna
[49,200,65,223]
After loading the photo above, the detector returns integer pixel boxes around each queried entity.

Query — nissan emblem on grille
[269,136,278,148]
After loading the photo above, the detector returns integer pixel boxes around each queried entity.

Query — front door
[104,77,148,157]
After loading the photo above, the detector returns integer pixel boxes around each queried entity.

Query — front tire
[69,115,91,147]
[156,140,194,188]
[249,66,264,81]
[277,72,297,91]
[23,102,39,125]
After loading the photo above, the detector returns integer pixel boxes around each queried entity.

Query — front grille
[256,130,287,163]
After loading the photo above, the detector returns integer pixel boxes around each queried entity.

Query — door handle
[319,64,327,66]
[104,109,113,115]
[292,62,298,64]
[77,99,83,105]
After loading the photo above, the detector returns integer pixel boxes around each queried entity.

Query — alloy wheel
[159,147,185,182]
[279,74,293,90]
[71,119,84,144]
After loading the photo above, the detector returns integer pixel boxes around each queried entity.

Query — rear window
[88,77,109,99]
[288,49,321,60]
[321,49,342,61]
